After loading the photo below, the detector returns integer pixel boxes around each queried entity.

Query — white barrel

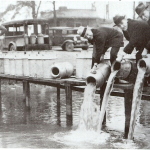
[24,34,29,45]
[23,52,30,77]
[37,33,44,44]
[113,60,132,79]
[86,63,111,88]
[51,62,74,78]
[4,52,11,75]
[0,52,4,74]
[76,51,92,79]
[9,52,15,76]
[30,33,36,44]
[15,52,23,76]
[29,51,38,78]
[137,54,150,75]
[42,51,57,79]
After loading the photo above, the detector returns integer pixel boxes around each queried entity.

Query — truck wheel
[9,44,16,51]
[65,42,74,51]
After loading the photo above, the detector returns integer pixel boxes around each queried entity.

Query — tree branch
[36,1,41,18]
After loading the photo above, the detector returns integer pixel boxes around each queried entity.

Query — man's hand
[91,63,98,74]
[100,54,104,62]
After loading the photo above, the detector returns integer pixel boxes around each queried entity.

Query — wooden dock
[0,74,150,126]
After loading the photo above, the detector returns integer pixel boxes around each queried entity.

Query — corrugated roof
[41,9,100,19]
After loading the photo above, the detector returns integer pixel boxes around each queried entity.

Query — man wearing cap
[113,15,150,139]
[114,15,150,64]
[135,2,150,24]
[77,26,124,73]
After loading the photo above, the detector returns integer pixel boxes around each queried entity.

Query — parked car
[48,27,89,51]
[2,19,52,51]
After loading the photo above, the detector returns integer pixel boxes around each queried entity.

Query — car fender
[61,40,74,50]
[9,41,17,50]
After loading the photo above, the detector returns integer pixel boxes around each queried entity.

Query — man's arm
[90,37,105,74]
[123,30,130,41]
[123,42,134,54]
[116,42,134,62]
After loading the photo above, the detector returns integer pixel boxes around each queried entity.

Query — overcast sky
[0,0,148,19]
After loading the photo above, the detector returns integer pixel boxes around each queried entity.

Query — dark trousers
[136,51,142,64]
[110,47,120,64]
[124,89,133,139]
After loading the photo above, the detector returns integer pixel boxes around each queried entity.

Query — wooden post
[23,81,26,100]
[57,84,61,125]
[23,81,30,109]
[124,89,133,139]
[0,79,2,115]
[65,84,72,126]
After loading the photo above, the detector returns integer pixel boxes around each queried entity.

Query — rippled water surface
[0,82,150,148]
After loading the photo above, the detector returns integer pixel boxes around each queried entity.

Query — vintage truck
[49,27,89,51]
[2,19,52,51]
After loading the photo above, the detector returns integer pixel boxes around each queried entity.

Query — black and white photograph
[0,0,150,149]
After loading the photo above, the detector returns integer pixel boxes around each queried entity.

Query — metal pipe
[112,60,132,80]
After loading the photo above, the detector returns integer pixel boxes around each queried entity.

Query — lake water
[0,82,150,149]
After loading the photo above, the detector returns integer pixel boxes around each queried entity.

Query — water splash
[51,83,110,145]
[113,139,138,149]
[128,66,146,140]
[78,83,100,131]
[53,129,110,146]
[98,71,119,132]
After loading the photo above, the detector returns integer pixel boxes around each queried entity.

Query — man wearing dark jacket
[77,26,124,73]
[114,15,150,63]
[113,15,150,139]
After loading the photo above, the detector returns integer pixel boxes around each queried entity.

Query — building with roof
[40,6,112,27]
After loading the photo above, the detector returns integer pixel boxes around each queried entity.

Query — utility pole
[133,1,135,19]
[53,1,57,26]
[106,2,109,19]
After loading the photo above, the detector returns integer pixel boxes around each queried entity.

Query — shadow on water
[0,82,150,148]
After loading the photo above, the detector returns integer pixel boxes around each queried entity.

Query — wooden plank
[23,81,30,109]
[113,83,134,90]
[0,74,86,86]
[124,89,133,139]
[26,81,30,108]
[0,74,150,100]
[57,84,61,125]
[65,84,73,126]
[0,79,1,115]
[23,81,26,102]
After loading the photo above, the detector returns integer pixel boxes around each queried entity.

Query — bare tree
[0,1,42,21]
[15,1,42,19]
